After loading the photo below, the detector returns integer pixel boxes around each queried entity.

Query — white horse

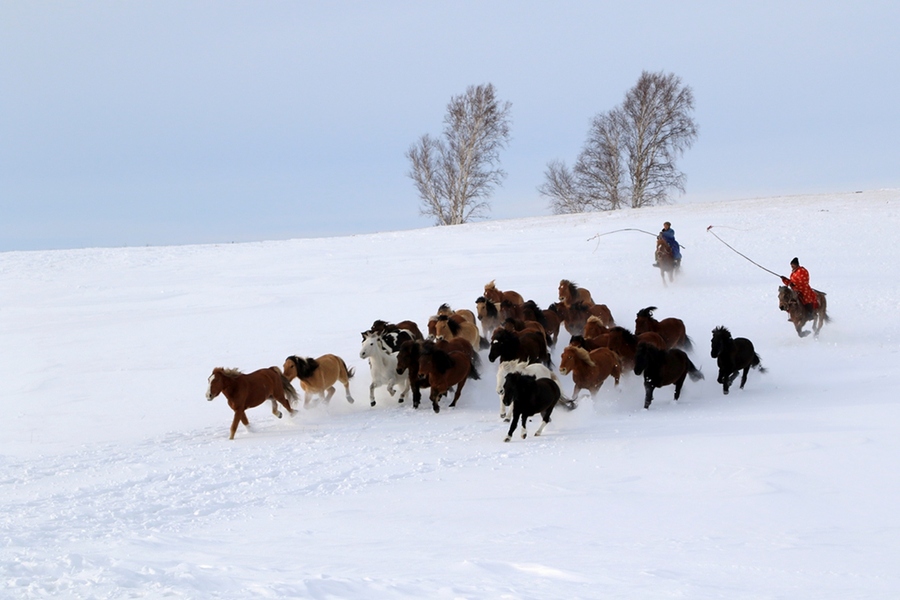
[359,332,410,407]
[495,360,564,421]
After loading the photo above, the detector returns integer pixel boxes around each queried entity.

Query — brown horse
[558,279,594,307]
[484,280,525,306]
[655,236,678,286]
[583,316,610,339]
[397,338,477,409]
[778,285,830,338]
[488,327,551,367]
[605,326,667,370]
[634,306,692,351]
[559,345,621,398]
[436,303,477,325]
[553,301,615,337]
[206,367,299,440]
[283,354,355,407]
[418,340,481,412]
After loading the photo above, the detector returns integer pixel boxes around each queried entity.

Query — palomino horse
[283,354,355,407]
[633,343,704,409]
[475,296,503,339]
[418,340,481,413]
[433,314,484,349]
[558,279,594,307]
[483,280,525,306]
[710,326,766,395]
[206,367,298,440]
[778,286,829,338]
[360,332,410,407]
[655,235,678,286]
[634,306,692,351]
[495,359,568,421]
[558,345,621,398]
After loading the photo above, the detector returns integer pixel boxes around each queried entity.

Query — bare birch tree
[407,84,512,225]
[539,71,697,213]
[621,71,698,208]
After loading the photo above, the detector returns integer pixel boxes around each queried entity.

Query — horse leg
[229,410,245,440]
[343,381,355,404]
[369,382,377,407]
[674,373,688,401]
[270,399,283,419]
[739,366,750,389]
[449,378,466,408]
[430,387,441,413]
[643,380,655,409]
[504,410,520,442]
[535,405,554,437]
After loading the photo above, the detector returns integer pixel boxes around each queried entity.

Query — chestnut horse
[206,367,298,440]
[559,345,621,398]
[778,286,830,338]
[283,354,355,407]
[483,280,525,306]
[418,340,481,412]
[558,279,594,307]
[633,342,703,409]
[634,306,692,351]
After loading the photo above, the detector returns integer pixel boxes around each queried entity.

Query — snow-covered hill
[2,190,899,598]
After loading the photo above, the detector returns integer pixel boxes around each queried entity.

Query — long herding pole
[706,225,783,279]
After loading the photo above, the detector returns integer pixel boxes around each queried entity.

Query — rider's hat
[790,257,800,266]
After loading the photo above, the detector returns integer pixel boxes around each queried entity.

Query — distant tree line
[407,71,698,225]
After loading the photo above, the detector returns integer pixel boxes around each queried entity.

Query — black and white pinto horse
[359,331,410,407]
[495,360,569,421]
[633,342,704,409]
[710,326,766,395]
[501,372,562,442]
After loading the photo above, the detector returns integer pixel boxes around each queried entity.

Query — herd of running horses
[206,275,828,441]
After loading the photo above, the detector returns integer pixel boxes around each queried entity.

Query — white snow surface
[2,190,899,599]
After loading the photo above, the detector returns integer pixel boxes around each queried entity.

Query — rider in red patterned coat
[781,257,819,310]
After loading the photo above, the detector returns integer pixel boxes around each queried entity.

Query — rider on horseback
[654,222,681,267]
[781,257,819,316]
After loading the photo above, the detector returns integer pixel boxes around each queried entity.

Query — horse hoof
[398,398,404,403]
[432,404,440,413]
[504,436,511,442]
[346,397,355,404]
[370,400,376,407]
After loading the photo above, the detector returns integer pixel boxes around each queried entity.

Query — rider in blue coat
[659,221,681,265]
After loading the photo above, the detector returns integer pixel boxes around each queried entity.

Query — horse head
[360,332,386,360]
[710,326,731,359]
[633,343,660,377]
[777,286,795,312]
[206,367,238,400]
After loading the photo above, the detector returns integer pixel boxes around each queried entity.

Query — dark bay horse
[488,328,551,367]
[778,286,830,338]
[206,367,299,439]
[605,326,667,370]
[710,326,766,395]
[655,236,678,286]
[635,306,692,351]
[633,343,704,409]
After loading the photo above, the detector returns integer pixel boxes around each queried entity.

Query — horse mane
[561,280,580,297]
[423,345,455,373]
[636,306,658,320]
[569,346,595,366]
[485,280,497,292]
[287,355,319,379]
[438,303,453,315]
[611,326,637,345]
[217,367,243,378]
[436,314,461,335]
[711,325,732,341]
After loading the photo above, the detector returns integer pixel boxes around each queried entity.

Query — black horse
[501,372,561,442]
[488,328,551,367]
[710,326,766,395]
[633,342,704,409]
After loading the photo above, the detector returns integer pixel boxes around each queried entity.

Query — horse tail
[468,357,481,381]
[680,334,694,352]
[479,335,490,350]
[752,352,766,373]
[281,375,299,403]
[558,396,578,411]
[339,357,355,381]
[686,359,704,382]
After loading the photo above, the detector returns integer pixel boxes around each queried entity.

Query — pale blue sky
[2,1,898,251]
